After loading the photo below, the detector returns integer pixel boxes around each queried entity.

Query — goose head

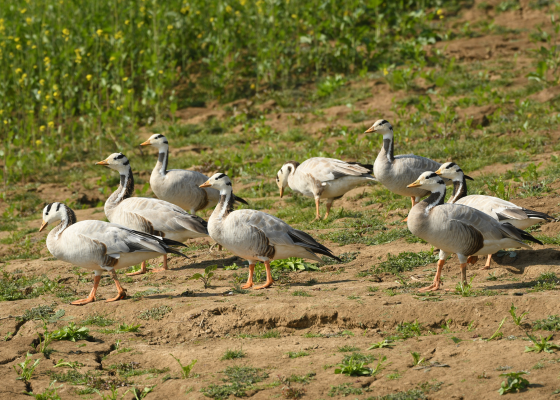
[364,119,393,137]
[407,171,446,192]
[199,173,232,193]
[39,202,67,231]
[96,153,130,174]
[140,134,169,150]
[276,161,299,198]
[435,162,474,181]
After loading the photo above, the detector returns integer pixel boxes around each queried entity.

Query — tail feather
[347,161,373,174]
[287,229,342,262]
[522,208,556,222]
[233,194,249,206]
[161,237,190,258]
[501,222,543,246]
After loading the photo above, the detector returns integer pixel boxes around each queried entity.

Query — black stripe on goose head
[425,172,440,179]
[45,202,54,215]
[163,140,169,144]
[446,162,457,168]
[215,173,226,180]
[114,153,125,160]
[123,160,130,166]
[226,182,232,186]
[56,203,61,212]
[155,134,164,139]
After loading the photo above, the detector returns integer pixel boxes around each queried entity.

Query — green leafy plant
[286,351,309,359]
[36,320,55,357]
[525,333,560,353]
[221,349,245,361]
[201,366,268,399]
[138,305,172,321]
[128,386,156,400]
[25,380,63,399]
[410,352,425,366]
[13,353,40,383]
[533,315,560,331]
[368,340,394,350]
[55,359,82,369]
[509,303,529,326]
[334,356,373,376]
[337,345,360,352]
[189,265,217,289]
[486,318,507,341]
[51,322,91,342]
[455,276,475,297]
[498,371,530,395]
[271,257,319,272]
[170,355,197,379]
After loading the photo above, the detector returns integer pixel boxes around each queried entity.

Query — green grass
[221,349,245,361]
[201,366,268,399]
[533,315,560,331]
[0,272,62,301]
[81,313,115,327]
[328,383,366,397]
[138,305,172,321]
[286,351,309,359]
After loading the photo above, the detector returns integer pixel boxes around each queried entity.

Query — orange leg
[242,264,255,289]
[480,254,492,270]
[403,196,417,222]
[460,263,468,284]
[71,275,101,305]
[127,260,147,276]
[324,200,333,220]
[106,269,127,302]
[313,198,321,221]
[419,259,445,292]
[253,261,273,290]
[152,255,168,273]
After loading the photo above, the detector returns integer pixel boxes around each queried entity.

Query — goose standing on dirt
[365,119,450,220]
[96,153,209,275]
[276,157,377,221]
[39,202,187,304]
[406,171,542,291]
[140,134,248,214]
[435,161,555,270]
[200,173,341,289]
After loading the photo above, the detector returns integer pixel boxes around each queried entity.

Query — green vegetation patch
[0,272,62,301]
[138,305,172,321]
[201,366,269,399]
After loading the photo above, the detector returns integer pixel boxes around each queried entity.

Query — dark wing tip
[464,175,475,181]
[233,194,249,205]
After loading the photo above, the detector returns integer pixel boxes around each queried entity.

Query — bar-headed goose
[276,157,376,221]
[365,119,450,219]
[39,202,187,305]
[140,134,247,214]
[200,173,341,289]
[406,171,542,291]
[435,161,555,269]
[96,153,209,275]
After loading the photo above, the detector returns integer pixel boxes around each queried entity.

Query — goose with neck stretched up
[435,161,555,270]
[39,202,187,305]
[276,157,376,221]
[96,153,209,275]
[200,173,341,289]
[406,171,542,291]
[140,134,248,215]
[365,119,450,219]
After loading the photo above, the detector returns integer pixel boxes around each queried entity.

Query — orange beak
[434,167,443,175]
[407,180,422,188]
[364,126,375,134]
[199,181,211,188]
[39,220,48,232]
[279,187,284,198]
[140,140,151,146]
[96,159,109,166]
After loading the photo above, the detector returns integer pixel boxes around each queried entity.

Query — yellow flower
[167,24,173,30]
[45,94,50,100]
[32,45,36,49]
[21,73,27,79]
[39,79,44,85]
[180,7,189,14]
[291,14,297,19]
[439,15,444,19]
[44,30,49,35]
[436,9,443,15]
[14,37,20,42]
[235,10,240,16]
[37,90,41,95]
[209,17,214,22]
[117,105,123,111]
[86,74,92,81]
[62,28,69,36]
[44,56,50,64]
[125,20,129,25]
[123,77,128,81]
[239,0,246,5]
[225,5,232,12]
[197,33,202,38]
[383,68,389,76]
[109,56,115,61]
[48,121,54,128]
[16,44,21,50]
[159,70,163,74]
[110,100,115,104]
[3,120,7,125]
[527,113,532,118]
[138,21,144,28]
[250,83,255,89]
[35,140,42,146]
[96,29,103,36]
[53,91,58,97]
[128,89,133,93]
[15,68,22,74]
[39,125,45,131]
[42,105,47,111]
[26,17,32,24]
[20,8,26,13]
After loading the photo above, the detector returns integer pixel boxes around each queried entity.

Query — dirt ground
[2,1,560,399]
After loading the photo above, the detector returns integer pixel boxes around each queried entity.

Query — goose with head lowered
[276,157,377,221]
[406,171,542,291]
[39,202,187,305]
[200,173,341,289]
[140,134,248,214]
[435,161,555,270]
[365,119,450,219]
[96,153,209,275]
